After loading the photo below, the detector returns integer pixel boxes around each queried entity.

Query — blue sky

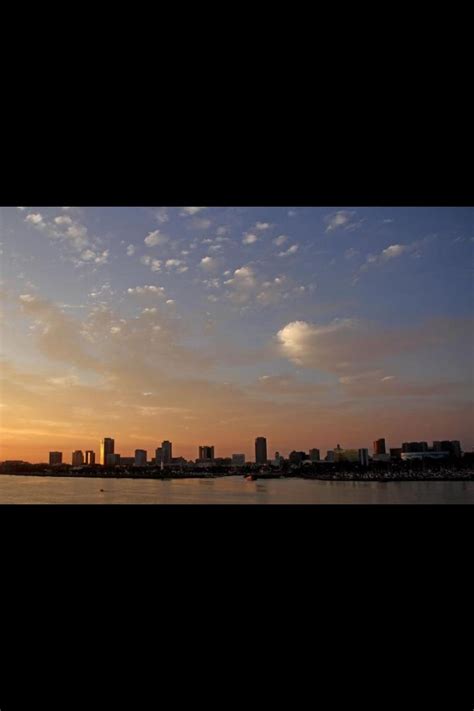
[0,206,472,461]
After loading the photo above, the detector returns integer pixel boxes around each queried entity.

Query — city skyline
[1,206,473,461]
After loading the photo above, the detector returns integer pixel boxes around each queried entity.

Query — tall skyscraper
[49,451,62,465]
[373,438,386,456]
[255,437,267,464]
[72,450,84,466]
[85,450,95,465]
[155,447,163,465]
[309,448,320,462]
[162,441,172,465]
[358,448,369,466]
[134,449,147,466]
[199,445,215,460]
[100,437,115,465]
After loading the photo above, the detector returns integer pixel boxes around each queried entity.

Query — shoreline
[1,470,473,483]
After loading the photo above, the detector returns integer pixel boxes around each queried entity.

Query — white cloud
[126,244,136,256]
[277,318,357,367]
[144,230,168,247]
[216,226,229,236]
[324,210,363,233]
[364,243,415,268]
[25,213,44,225]
[127,285,165,295]
[181,207,206,215]
[242,233,258,245]
[94,250,109,265]
[278,244,298,257]
[200,256,218,271]
[155,207,169,224]
[151,260,162,271]
[255,222,271,231]
[166,299,175,305]
[54,215,73,225]
[19,294,36,303]
[81,249,96,261]
[140,255,151,265]
[273,234,288,246]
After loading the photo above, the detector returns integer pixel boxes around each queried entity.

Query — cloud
[200,256,218,271]
[81,249,96,261]
[155,207,169,224]
[181,207,206,216]
[54,216,73,225]
[224,266,257,303]
[255,222,271,231]
[127,285,165,296]
[324,210,364,233]
[278,244,298,257]
[126,244,136,256]
[277,319,357,368]
[273,235,288,246]
[25,213,44,225]
[243,233,258,245]
[364,242,418,268]
[288,210,297,217]
[144,230,168,247]
[216,226,229,236]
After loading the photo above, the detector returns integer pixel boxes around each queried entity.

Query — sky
[0,206,472,463]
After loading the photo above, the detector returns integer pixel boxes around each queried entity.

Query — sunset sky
[0,206,472,462]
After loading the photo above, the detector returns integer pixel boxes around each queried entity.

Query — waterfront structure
[162,441,172,465]
[198,446,215,460]
[119,457,135,466]
[232,453,246,466]
[402,441,428,453]
[255,437,267,464]
[433,440,462,457]
[401,451,449,461]
[105,452,120,466]
[390,448,402,460]
[373,438,386,456]
[155,447,162,465]
[359,448,369,466]
[85,450,95,465]
[309,448,320,462]
[72,450,84,466]
[49,451,62,465]
[100,437,115,465]
[134,449,147,466]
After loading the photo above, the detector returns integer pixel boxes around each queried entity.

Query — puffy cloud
[364,243,417,268]
[255,222,271,231]
[81,249,96,261]
[324,210,364,233]
[277,319,358,369]
[54,215,73,225]
[242,233,258,245]
[155,207,169,224]
[278,244,298,257]
[200,256,218,271]
[181,207,206,215]
[127,285,165,296]
[25,213,44,225]
[273,234,288,246]
[126,244,136,256]
[144,230,168,247]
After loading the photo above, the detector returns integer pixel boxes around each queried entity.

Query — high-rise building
[199,446,215,460]
[309,448,320,462]
[155,447,163,465]
[106,453,120,466]
[326,450,335,462]
[232,453,246,466]
[433,440,462,458]
[134,449,147,466]
[162,441,172,465]
[373,438,386,456]
[49,451,62,465]
[255,437,267,464]
[100,437,115,465]
[85,450,95,465]
[402,441,428,453]
[72,450,84,466]
[358,448,369,466]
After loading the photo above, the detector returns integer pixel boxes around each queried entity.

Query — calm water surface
[0,474,473,503]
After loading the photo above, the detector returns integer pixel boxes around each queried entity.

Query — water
[0,474,473,503]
